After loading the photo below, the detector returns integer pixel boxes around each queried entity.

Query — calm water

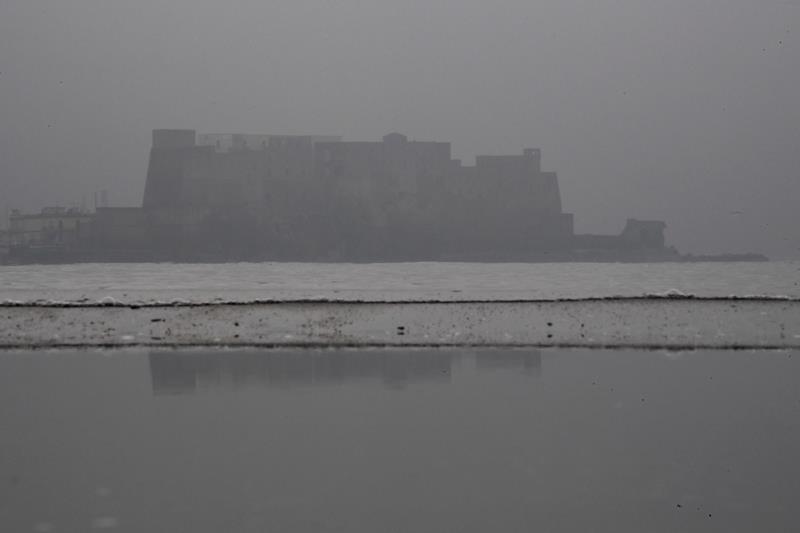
[1,348,799,532]
[1,261,799,303]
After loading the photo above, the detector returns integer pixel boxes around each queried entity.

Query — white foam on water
[653,288,687,298]
[1,261,798,304]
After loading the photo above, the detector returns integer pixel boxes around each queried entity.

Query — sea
[1,261,799,304]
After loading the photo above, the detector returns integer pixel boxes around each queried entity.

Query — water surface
[1,261,799,304]
[1,348,798,532]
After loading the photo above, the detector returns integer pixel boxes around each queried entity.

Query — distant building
[0,229,8,259]
[136,129,576,260]
[620,219,667,249]
[8,207,92,249]
[87,207,152,259]
[4,129,683,263]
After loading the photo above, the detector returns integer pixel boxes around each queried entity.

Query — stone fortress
[4,129,686,262]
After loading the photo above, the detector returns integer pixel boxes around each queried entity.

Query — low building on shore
[6,207,92,261]
[0,229,8,260]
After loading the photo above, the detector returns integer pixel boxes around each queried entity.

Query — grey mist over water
[1,348,799,532]
[1,0,799,257]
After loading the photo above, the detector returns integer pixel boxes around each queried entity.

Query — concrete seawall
[2,298,799,349]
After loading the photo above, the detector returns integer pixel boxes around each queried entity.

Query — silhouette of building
[4,129,688,263]
[5,207,92,261]
[131,129,577,260]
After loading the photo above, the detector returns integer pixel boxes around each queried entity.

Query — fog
[1,0,798,257]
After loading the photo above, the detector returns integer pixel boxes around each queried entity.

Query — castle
[4,129,676,262]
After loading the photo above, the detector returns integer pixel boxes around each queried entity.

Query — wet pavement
[1,348,799,532]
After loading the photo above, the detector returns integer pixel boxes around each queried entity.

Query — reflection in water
[3,349,800,532]
[475,349,542,376]
[148,349,542,395]
[148,349,454,395]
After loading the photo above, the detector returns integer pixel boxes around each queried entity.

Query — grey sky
[1,0,798,257]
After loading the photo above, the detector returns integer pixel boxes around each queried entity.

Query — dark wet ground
[1,348,798,532]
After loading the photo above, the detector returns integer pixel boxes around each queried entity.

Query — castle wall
[138,129,576,259]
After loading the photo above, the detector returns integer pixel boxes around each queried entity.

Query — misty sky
[1,0,798,257]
